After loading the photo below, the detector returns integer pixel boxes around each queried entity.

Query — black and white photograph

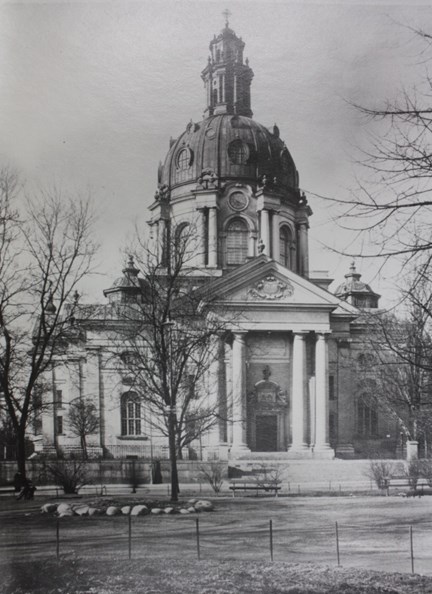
[2,1,432,592]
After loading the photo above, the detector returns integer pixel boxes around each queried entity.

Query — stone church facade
[35,22,398,461]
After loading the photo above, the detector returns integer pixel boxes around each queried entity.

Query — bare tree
[359,286,432,452]
[113,223,232,501]
[67,397,100,460]
[317,28,432,263]
[0,168,97,477]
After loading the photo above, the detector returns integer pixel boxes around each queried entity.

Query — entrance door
[255,415,278,451]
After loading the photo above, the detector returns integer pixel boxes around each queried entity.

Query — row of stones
[41,499,214,518]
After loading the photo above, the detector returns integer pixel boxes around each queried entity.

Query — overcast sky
[1,0,431,305]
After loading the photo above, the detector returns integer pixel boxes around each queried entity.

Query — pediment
[207,256,341,310]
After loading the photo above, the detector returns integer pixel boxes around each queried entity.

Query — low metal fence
[0,510,430,576]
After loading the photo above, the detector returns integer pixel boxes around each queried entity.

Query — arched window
[177,149,189,170]
[279,225,292,268]
[357,395,378,437]
[175,148,193,183]
[121,392,142,436]
[226,218,248,265]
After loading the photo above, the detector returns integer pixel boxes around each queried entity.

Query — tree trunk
[168,411,179,502]
[81,435,88,460]
[16,428,27,478]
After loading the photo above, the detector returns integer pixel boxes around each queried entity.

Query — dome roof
[334,263,380,309]
[103,256,146,303]
[159,114,299,192]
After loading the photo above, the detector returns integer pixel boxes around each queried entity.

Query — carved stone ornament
[196,168,218,190]
[247,275,294,301]
[154,184,170,201]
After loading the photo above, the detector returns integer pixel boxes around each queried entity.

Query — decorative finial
[222,8,231,27]
[350,261,356,273]
[73,290,80,305]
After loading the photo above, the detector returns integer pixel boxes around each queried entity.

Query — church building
[35,20,397,462]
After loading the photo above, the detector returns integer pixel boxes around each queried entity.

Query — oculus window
[228,139,249,165]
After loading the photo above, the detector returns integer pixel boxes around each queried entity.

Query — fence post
[128,514,132,560]
[56,518,60,560]
[196,517,201,561]
[410,525,414,574]
[269,519,274,562]
[335,521,340,566]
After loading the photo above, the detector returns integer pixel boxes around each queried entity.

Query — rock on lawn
[194,500,214,512]
[131,505,148,516]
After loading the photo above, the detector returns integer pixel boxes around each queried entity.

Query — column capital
[233,330,248,343]
[316,331,332,340]
[293,331,309,338]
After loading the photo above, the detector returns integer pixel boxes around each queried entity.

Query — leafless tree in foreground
[113,222,233,502]
[0,168,97,477]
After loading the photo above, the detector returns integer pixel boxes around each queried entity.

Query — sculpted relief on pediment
[246,275,294,301]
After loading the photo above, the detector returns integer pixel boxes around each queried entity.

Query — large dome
[159,114,299,193]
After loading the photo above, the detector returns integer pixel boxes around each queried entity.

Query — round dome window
[176,148,193,170]
[228,139,249,165]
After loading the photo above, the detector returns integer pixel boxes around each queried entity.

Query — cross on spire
[222,8,231,27]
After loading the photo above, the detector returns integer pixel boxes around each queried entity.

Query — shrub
[419,458,432,485]
[404,459,422,489]
[254,465,284,489]
[365,460,394,489]
[199,461,226,493]
[43,459,89,494]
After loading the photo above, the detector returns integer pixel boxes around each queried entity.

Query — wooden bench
[0,486,16,497]
[229,480,281,497]
[379,476,431,496]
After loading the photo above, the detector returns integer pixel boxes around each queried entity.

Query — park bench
[379,476,432,497]
[229,479,281,497]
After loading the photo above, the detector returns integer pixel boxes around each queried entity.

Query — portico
[227,328,333,459]
[208,255,342,460]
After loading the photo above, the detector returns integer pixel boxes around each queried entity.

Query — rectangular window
[329,376,335,400]
[55,389,63,407]
[56,416,63,435]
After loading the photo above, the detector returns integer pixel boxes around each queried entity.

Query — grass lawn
[4,558,432,593]
[3,494,432,592]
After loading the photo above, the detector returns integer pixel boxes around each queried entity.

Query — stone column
[261,209,270,255]
[208,207,217,267]
[298,223,309,277]
[158,219,166,266]
[86,348,104,454]
[314,333,334,457]
[231,332,250,455]
[225,342,233,445]
[289,332,308,454]
[197,209,206,267]
[271,211,280,262]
